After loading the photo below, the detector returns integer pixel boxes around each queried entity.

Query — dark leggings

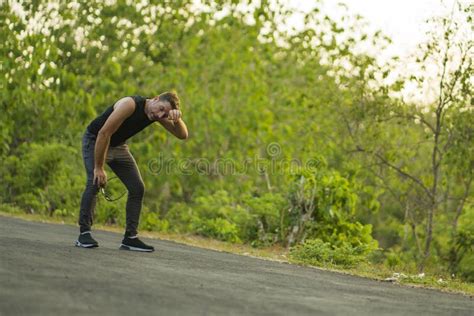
[78,130,144,236]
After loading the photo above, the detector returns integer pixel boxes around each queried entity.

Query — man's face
[149,98,172,121]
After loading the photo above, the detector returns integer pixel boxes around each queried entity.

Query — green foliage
[451,207,474,281]
[1,0,472,282]
[383,247,416,272]
[242,193,286,246]
[162,191,285,245]
[287,167,378,251]
[283,167,379,267]
[140,211,170,233]
[194,218,241,243]
[0,203,23,214]
[289,238,369,268]
[188,190,245,243]
[1,142,83,216]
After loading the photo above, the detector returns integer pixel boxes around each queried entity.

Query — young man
[76,92,188,252]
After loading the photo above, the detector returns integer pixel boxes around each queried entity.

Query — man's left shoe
[75,231,99,248]
[120,236,154,252]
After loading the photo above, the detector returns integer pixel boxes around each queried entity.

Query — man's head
[158,91,180,110]
[147,91,180,120]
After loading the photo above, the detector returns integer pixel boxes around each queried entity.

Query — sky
[288,0,461,59]
[282,0,470,104]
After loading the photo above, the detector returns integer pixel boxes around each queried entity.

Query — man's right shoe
[120,236,154,252]
[75,231,99,248]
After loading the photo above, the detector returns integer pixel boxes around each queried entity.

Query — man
[76,92,188,252]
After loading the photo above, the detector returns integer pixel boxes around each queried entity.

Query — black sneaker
[120,236,154,252]
[75,231,99,248]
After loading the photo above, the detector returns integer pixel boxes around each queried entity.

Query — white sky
[283,0,470,104]
[288,0,461,59]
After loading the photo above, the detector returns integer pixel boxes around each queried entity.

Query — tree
[349,1,473,271]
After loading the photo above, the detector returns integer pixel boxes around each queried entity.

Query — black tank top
[86,95,153,147]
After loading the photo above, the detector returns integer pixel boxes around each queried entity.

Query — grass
[1,210,473,297]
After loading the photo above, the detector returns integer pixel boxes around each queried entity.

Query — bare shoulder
[99,97,136,135]
[113,96,136,111]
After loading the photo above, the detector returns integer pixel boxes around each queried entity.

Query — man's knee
[128,180,145,197]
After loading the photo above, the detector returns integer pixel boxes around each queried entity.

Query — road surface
[0,215,472,315]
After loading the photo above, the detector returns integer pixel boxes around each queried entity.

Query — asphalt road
[0,216,472,316]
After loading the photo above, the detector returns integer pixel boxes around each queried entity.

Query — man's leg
[76,131,100,248]
[107,144,154,251]
[78,132,100,233]
[106,144,145,237]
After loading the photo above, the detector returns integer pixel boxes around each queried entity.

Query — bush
[164,202,195,233]
[458,253,474,282]
[95,202,123,226]
[446,208,474,282]
[290,238,368,268]
[163,191,247,242]
[193,217,241,243]
[188,190,247,242]
[243,193,286,246]
[453,228,474,282]
[13,191,48,214]
[1,142,84,216]
[385,249,403,268]
[286,167,378,252]
[140,212,170,232]
[0,203,23,214]
[162,190,286,244]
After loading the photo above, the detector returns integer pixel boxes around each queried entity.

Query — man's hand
[167,109,182,123]
[157,109,188,139]
[94,168,107,187]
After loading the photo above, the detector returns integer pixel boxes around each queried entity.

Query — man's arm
[93,97,135,186]
[157,113,188,140]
